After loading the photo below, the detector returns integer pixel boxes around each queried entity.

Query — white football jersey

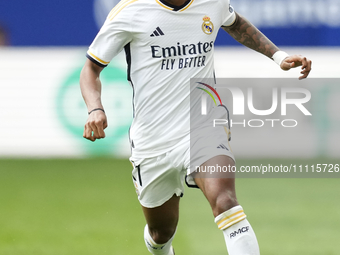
[87,0,236,158]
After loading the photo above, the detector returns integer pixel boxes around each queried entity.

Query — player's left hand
[280,55,312,80]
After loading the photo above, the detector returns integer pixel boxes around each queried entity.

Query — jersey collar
[156,0,194,11]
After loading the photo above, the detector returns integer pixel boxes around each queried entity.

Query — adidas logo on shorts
[217,144,229,151]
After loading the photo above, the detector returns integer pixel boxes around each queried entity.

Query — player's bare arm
[222,12,312,79]
[80,59,107,142]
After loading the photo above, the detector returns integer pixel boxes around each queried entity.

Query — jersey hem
[130,134,189,159]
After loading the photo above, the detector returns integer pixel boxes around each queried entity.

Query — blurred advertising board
[0,47,339,158]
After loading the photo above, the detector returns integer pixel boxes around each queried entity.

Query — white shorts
[130,105,235,208]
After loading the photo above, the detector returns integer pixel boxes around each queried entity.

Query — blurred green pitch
[0,158,339,255]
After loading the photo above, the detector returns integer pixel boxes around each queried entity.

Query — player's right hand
[83,110,108,142]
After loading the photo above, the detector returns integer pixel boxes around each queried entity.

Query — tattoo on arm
[222,13,279,59]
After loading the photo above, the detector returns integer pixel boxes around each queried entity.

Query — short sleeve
[221,0,236,27]
[86,9,133,67]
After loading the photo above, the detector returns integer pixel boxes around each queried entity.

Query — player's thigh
[194,155,238,216]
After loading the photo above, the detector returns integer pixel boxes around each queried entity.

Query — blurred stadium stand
[0,0,339,46]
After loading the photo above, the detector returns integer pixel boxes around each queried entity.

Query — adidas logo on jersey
[150,27,164,37]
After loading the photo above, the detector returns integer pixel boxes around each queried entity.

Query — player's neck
[162,0,188,7]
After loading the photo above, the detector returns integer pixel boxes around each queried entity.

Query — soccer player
[80,0,312,254]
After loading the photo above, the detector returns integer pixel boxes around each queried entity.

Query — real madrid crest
[202,15,214,35]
